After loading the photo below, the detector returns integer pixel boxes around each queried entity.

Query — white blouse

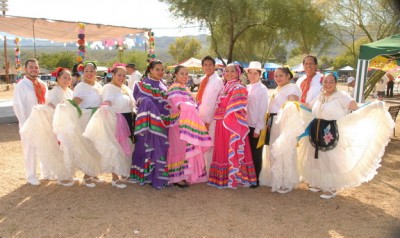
[73,81,102,108]
[310,90,353,120]
[101,83,134,113]
[269,83,301,114]
[246,81,269,133]
[47,85,73,106]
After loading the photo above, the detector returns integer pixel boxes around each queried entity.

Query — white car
[39,74,57,89]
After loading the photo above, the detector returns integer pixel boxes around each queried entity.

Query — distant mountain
[0,33,210,64]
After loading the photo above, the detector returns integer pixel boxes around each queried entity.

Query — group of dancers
[13,55,394,199]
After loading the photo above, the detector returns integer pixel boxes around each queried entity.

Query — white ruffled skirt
[298,101,394,191]
[53,102,101,177]
[20,105,72,181]
[83,106,132,177]
[259,102,305,192]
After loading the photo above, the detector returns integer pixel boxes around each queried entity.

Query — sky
[4,0,208,37]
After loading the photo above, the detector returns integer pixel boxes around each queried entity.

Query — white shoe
[309,187,322,192]
[82,178,96,188]
[320,191,337,199]
[57,180,75,187]
[112,180,127,189]
[28,180,40,186]
[277,187,292,194]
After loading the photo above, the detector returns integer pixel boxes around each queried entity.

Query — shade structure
[355,34,400,102]
[291,63,304,72]
[264,62,281,70]
[233,61,249,68]
[0,15,149,42]
[167,57,202,71]
[339,66,354,71]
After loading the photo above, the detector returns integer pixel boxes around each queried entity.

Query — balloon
[76,56,83,62]
[78,34,85,40]
[78,45,85,50]
[79,23,85,29]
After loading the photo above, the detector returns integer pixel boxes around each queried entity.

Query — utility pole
[1,0,9,90]
[0,0,7,16]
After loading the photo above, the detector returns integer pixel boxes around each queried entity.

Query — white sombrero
[244,61,266,73]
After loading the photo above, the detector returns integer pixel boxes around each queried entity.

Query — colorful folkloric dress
[298,91,394,191]
[83,83,134,177]
[208,79,257,189]
[20,85,73,181]
[259,83,303,192]
[130,77,171,189]
[53,82,102,177]
[167,82,213,184]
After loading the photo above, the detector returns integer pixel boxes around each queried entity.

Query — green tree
[38,51,76,70]
[321,0,400,63]
[168,36,202,62]
[162,0,328,64]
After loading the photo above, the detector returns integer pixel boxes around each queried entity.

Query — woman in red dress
[208,64,257,189]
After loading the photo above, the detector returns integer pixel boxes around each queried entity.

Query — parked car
[39,74,57,89]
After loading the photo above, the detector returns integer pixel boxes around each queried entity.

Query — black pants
[122,112,136,143]
[387,81,394,97]
[249,127,263,185]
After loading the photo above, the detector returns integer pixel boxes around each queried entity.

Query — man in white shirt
[126,63,142,90]
[197,56,224,177]
[376,74,389,100]
[13,58,48,185]
[296,55,323,104]
[347,76,356,98]
[245,61,269,188]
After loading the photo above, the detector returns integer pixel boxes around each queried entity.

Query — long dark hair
[172,65,185,81]
[143,60,163,79]
[275,66,293,79]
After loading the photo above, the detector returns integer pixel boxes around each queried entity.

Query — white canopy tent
[339,66,354,71]
[291,63,304,72]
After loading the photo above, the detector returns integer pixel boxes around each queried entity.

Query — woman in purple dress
[130,60,171,189]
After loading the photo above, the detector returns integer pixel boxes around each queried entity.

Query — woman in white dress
[47,68,74,185]
[47,68,73,108]
[84,65,134,189]
[53,62,102,188]
[260,66,303,193]
[300,73,394,199]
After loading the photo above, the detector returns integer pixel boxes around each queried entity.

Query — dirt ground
[0,85,400,238]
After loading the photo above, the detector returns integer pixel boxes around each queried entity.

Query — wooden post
[4,35,9,90]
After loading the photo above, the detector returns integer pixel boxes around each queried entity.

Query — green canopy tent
[355,34,400,102]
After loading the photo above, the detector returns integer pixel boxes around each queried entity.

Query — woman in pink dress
[208,64,257,189]
[167,66,213,188]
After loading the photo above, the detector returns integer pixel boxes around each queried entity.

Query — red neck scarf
[300,74,315,103]
[28,77,46,104]
[196,75,210,104]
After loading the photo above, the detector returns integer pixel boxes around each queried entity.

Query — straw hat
[244,61,265,73]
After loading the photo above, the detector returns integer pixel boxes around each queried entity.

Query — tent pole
[3,35,9,90]
[32,19,36,58]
